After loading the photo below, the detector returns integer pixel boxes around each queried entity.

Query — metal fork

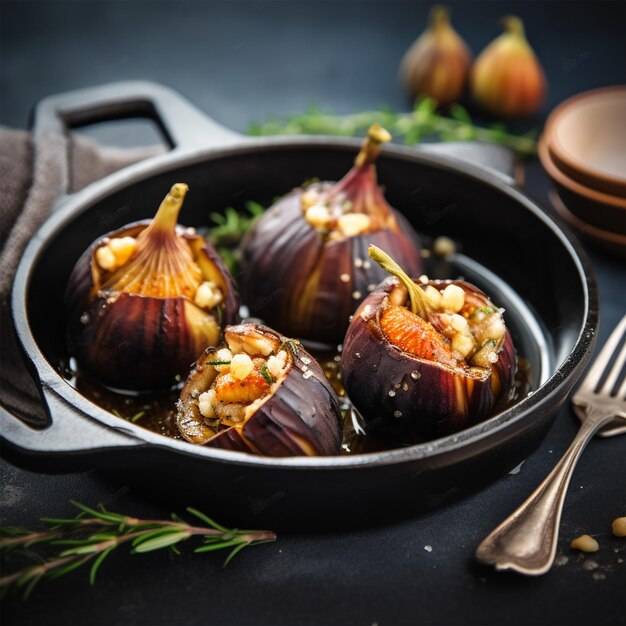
[475,314,626,576]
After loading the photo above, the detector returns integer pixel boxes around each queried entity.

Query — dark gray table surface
[1,2,625,625]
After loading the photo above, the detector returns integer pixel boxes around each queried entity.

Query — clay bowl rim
[542,86,626,196]
[538,135,626,210]
[548,189,626,249]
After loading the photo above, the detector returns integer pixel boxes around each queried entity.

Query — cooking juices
[60,344,530,455]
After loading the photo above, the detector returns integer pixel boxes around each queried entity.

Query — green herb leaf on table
[0,501,276,600]
[248,99,538,158]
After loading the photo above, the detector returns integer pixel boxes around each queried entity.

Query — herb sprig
[259,363,275,385]
[249,99,538,158]
[203,201,265,273]
[0,501,276,600]
[280,339,301,356]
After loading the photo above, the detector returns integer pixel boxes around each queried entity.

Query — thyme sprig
[0,501,276,600]
[249,99,538,158]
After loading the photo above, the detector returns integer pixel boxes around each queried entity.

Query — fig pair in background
[65,127,518,458]
[399,5,547,117]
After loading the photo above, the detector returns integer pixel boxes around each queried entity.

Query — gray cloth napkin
[0,127,158,426]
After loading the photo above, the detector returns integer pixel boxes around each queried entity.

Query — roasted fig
[65,183,240,391]
[241,125,423,346]
[341,246,516,439]
[176,323,343,456]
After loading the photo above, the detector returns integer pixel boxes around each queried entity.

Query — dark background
[1,1,625,625]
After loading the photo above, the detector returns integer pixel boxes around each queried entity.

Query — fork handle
[475,407,616,575]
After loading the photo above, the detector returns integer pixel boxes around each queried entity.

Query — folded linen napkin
[0,126,159,426]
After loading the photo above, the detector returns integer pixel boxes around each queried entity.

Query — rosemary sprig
[0,501,276,600]
[249,99,538,158]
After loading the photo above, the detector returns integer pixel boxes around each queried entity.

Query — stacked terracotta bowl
[539,86,626,255]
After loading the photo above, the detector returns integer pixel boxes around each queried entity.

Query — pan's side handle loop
[33,80,245,197]
[34,80,244,151]
[0,383,141,456]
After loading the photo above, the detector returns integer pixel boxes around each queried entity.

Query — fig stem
[145,183,189,234]
[354,124,392,168]
[501,15,525,39]
[368,245,431,319]
[429,5,451,30]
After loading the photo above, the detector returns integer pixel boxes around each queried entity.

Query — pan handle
[34,79,244,150]
[33,80,520,195]
[0,381,142,457]
[33,80,245,196]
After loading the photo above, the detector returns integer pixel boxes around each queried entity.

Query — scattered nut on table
[570,534,599,552]
[611,517,626,537]
[432,236,457,258]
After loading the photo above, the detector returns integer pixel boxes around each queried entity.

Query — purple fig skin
[65,220,240,391]
[341,277,517,439]
[241,189,422,346]
[176,324,343,457]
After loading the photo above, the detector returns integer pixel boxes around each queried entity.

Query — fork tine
[600,338,626,396]
[578,315,626,393]
[617,378,626,401]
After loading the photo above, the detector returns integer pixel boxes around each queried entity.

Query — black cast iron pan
[1,82,598,530]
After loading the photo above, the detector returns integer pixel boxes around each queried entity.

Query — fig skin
[241,190,422,346]
[471,16,547,118]
[399,5,472,107]
[176,324,344,457]
[341,277,517,439]
[65,220,240,392]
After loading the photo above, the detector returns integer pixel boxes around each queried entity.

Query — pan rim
[11,135,599,469]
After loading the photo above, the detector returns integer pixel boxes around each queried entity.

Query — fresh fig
[471,16,547,118]
[399,5,472,107]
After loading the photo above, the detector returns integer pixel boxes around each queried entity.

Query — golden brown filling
[382,280,506,369]
[95,234,224,313]
[197,337,291,428]
[92,185,226,316]
[301,185,376,239]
